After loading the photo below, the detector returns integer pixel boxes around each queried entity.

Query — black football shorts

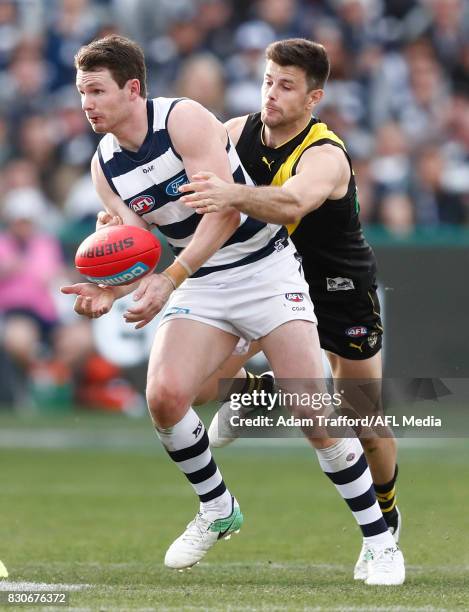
[311,283,383,360]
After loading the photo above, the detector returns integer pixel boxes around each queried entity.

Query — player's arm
[180,144,350,225]
[156,100,240,286]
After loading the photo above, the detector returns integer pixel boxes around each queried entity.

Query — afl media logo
[129,195,155,214]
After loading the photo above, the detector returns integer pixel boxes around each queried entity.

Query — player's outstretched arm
[180,144,350,225]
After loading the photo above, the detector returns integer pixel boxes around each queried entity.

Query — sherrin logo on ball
[75,225,161,286]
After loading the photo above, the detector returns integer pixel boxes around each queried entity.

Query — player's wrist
[105,285,123,300]
[231,184,249,210]
[162,257,193,289]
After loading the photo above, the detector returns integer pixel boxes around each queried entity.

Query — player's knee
[146,373,191,423]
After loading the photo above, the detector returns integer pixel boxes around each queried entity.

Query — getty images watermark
[216,378,468,438]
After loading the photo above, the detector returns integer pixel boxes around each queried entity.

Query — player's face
[261,61,317,128]
[76,68,131,134]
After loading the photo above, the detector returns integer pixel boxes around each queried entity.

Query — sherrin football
[75,225,161,286]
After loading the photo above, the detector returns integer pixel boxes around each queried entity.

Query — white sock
[156,408,233,517]
[316,438,395,548]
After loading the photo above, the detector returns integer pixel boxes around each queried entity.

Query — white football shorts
[158,249,317,345]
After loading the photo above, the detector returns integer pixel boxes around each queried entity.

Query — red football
[75,225,161,286]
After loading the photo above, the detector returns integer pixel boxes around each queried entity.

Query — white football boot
[208,372,274,448]
[165,498,243,570]
[365,545,405,585]
[354,508,404,583]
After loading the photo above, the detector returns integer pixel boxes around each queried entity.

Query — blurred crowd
[0,0,468,410]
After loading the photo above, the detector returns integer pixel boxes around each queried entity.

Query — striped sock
[156,408,232,517]
[375,466,399,531]
[223,370,274,402]
[316,438,395,548]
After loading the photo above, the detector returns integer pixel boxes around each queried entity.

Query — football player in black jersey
[181,38,402,582]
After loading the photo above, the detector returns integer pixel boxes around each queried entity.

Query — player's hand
[179,171,242,214]
[123,274,174,329]
[60,283,117,318]
[96,211,123,231]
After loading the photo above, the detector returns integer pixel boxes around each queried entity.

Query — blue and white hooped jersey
[97,97,291,279]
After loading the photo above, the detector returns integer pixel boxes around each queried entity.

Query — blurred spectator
[377,192,415,238]
[225,20,275,116]
[199,0,236,60]
[0,0,20,70]
[252,0,305,38]
[174,53,226,119]
[425,0,469,69]
[0,189,65,404]
[370,122,411,196]
[0,35,50,119]
[63,173,102,225]
[2,158,42,192]
[411,144,467,225]
[313,19,367,126]
[44,0,106,93]
[145,1,204,95]
[332,0,384,54]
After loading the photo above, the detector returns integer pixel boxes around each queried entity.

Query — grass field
[0,410,468,611]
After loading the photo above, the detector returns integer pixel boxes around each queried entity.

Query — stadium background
[0,1,468,610]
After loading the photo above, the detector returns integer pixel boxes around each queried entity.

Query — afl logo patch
[129,195,155,214]
[285,293,304,302]
[345,326,368,338]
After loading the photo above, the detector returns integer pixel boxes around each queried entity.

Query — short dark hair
[265,38,330,90]
[74,35,147,98]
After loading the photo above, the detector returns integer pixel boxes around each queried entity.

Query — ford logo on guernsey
[166,173,188,197]
[86,262,150,286]
[346,326,368,338]
[285,293,304,302]
[129,195,155,214]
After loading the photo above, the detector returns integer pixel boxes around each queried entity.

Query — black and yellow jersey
[236,112,377,295]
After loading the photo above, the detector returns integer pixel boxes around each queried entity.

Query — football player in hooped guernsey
[181,38,405,584]
[61,35,402,582]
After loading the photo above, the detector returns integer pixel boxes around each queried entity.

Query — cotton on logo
[129,195,155,214]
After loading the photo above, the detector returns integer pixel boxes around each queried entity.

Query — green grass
[0,411,468,610]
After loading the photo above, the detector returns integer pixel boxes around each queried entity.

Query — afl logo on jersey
[285,293,304,302]
[129,195,156,215]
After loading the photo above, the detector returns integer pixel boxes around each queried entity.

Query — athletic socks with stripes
[316,437,395,548]
[375,465,399,532]
[156,408,233,518]
[223,370,274,407]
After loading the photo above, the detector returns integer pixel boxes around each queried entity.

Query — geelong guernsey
[97,98,291,279]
